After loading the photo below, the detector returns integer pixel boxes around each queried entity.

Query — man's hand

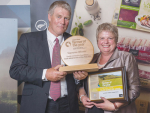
[81,96,94,108]
[73,71,88,80]
[46,65,67,81]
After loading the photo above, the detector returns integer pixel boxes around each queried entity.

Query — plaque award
[59,36,99,73]
[88,66,128,102]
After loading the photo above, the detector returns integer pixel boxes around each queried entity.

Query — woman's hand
[94,97,126,111]
[81,96,94,108]
[93,97,115,111]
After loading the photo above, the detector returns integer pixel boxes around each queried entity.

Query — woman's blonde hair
[96,23,118,43]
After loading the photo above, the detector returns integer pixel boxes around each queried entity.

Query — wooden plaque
[59,36,98,73]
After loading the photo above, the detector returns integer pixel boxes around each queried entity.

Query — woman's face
[97,31,116,55]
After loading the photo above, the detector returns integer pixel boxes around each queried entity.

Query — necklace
[97,55,106,68]
[98,63,106,67]
[97,63,106,68]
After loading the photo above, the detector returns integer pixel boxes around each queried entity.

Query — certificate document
[88,67,128,102]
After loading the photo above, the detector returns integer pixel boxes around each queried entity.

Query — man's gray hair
[48,1,71,17]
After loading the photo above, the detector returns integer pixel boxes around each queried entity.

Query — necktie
[50,38,61,101]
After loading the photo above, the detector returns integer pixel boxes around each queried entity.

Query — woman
[78,23,140,113]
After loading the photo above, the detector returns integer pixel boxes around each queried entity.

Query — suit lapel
[107,48,120,64]
[41,30,51,94]
[63,32,71,40]
[41,30,51,67]
[103,48,120,68]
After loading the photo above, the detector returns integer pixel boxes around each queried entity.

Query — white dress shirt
[42,29,68,98]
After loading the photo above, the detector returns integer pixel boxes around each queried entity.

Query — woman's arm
[94,97,128,111]
[125,53,141,102]
[79,87,94,108]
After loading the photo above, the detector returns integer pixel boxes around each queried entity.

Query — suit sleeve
[125,53,141,102]
[9,34,43,87]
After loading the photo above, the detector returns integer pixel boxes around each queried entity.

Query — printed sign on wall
[112,0,150,33]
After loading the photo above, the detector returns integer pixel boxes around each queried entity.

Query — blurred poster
[30,0,77,33]
[0,5,30,28]
[117,36,150,113]
[0,3,31,37]
[112,0,150,33]
[0,18,17,113]
[0,1,31,113]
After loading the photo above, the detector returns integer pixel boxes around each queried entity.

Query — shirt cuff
[73,76,80,84]
[42,69,48,81]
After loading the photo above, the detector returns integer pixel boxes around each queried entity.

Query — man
[9,1,87,113]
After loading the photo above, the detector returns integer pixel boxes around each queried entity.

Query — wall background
[0,0,150,113]
[0,0,30,112]
[0,18,17,113]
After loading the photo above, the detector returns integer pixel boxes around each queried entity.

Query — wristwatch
[113,102,119,111]
[79,95,86,102]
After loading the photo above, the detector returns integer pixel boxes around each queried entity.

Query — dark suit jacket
[9,30,79,113]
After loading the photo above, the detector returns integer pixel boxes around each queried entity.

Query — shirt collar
[47,29,63,44]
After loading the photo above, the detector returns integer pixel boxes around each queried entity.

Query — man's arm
[9,34,44,87]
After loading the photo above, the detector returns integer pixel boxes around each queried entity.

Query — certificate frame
[87,66,128,103]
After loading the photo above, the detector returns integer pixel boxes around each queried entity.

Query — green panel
[117,20,136,29]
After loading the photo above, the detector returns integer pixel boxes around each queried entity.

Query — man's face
[48,7,70,37]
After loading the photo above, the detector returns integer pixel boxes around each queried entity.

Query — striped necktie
[50,38,61,101]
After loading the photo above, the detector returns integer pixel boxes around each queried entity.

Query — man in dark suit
[9,1,87,113]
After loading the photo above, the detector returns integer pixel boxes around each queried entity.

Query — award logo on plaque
[88,66,128,102]
[59,36,99,73]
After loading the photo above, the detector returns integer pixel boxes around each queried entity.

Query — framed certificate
[88,66,128,102]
